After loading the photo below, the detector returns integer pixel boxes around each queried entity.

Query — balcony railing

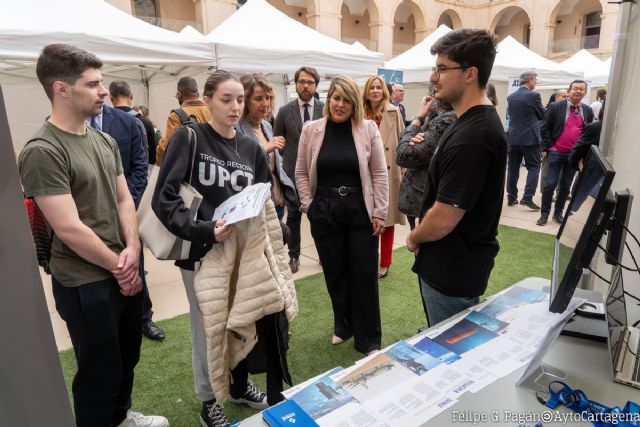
[136,15,202,33]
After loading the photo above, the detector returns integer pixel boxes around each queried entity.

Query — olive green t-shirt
[18,122,125,287]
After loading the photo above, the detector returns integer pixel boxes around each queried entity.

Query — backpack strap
[172,108,191,125]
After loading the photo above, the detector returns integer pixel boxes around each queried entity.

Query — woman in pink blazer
[295,75,389,354]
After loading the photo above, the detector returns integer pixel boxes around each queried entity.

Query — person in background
[156,76,211,165]
[19,43,167,427]
[362,75,405,279]
[135,104,163,158]
[391,83,410,126]
[590,88,606,121]
[105,81,166,342]
[295,75,388,354]
[537,80,594,226]
[406,29,507,326]
[545,89,569,111]
[237,73,298,220]
[153,70,272,427]
[505,70,545,211]
[570,100,605,171]
[396,94,456,321]
[235,73,295,406]
[541,88,569,195]
[273,66,324,274]
[109,81,157,165]
[485,82,498,106]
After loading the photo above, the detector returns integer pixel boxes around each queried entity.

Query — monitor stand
[517,290,582,393]
[561,289,608,342]
[518,363,568,392]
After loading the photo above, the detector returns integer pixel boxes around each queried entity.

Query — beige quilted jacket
[194,199,298,403]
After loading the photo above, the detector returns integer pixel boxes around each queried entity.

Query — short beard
[298,91,312,102]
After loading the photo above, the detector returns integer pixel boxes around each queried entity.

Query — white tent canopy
[384,27,582,85]
[352,41,372,52]
[180,25,207,40]
[561,49,603,72]
[585,57,611,86]
[383,25,452,84]
[0,0,215,80]
[206,0,384,77]
[491,36,582,83]
[0,0,216,152]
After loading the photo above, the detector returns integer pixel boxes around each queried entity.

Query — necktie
[90,116,101,131]
[303,103,310,123]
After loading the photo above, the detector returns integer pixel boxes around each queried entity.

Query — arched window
[583,11,601,49]
[132,0,157,18]
[437,13,453,28]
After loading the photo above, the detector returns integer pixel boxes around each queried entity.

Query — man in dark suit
[537,79,594,225]
[96,105,148,205]
[506,70,545,210]
[92,105,166,341]
[273,66,324,273]
[391,83,410,126]
[109,80,157,165]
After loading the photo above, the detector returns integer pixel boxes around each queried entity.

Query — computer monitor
[606,190,633,265]
[549,145,616,313]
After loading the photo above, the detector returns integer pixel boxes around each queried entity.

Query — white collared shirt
[297,97,315,123]
[87,112,103,131]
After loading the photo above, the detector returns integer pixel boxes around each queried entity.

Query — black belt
[316,185,361,196]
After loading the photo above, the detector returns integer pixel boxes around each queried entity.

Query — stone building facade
[108,0,617,60]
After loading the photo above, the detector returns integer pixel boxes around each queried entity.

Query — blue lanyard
[540,381,639,427]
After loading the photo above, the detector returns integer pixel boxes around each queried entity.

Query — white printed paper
[211,182,271,225]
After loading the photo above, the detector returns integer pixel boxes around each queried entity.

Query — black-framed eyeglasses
[431,65,466,79]
[296,79,316,87]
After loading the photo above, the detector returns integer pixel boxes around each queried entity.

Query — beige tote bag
[138,127,202,260]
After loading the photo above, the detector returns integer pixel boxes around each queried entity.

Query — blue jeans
[507,144,541,202]
[420,279,479,326]
[541,151,576,216]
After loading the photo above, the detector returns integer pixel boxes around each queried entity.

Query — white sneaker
[118,410,169,427]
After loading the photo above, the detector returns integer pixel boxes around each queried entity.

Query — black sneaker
[228,380,268,410]
[520,199,540,211]
[552,213,564,224]
[200,400,230,427]
[507,199,518,206]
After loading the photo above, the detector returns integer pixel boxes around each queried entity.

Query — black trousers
[53,277,143,427]
[309,192,381,354]
[407,216,429,323]
[245,313,289,406]
[286,202,301,259]
[140,246,153,322]
[228,359,249,398]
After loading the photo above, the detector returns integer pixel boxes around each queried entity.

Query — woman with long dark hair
[236,73,297,221]
[153,70,273,427]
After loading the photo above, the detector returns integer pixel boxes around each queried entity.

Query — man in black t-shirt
[406,29,507,326]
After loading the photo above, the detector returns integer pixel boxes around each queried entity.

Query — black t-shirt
[317,119,360,187]
[152,122,270,269]
[413,105,507,298]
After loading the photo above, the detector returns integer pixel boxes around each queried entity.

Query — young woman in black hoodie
[152,70,272,427]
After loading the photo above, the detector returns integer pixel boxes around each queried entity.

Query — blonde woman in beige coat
[363,76,406,279]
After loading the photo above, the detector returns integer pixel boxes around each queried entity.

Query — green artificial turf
[59,224,554,426]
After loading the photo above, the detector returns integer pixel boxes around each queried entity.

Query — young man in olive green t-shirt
[18,44,167,427]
